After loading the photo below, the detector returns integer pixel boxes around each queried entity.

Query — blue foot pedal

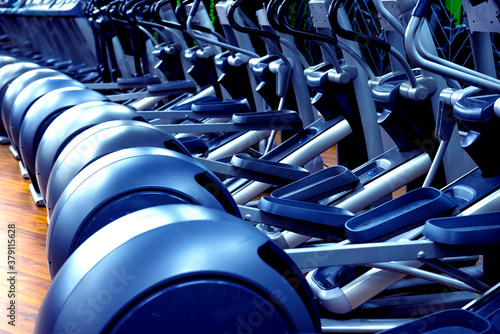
[230,153,309,185]
[258,196,354,239]
[379,309,497,334]
[271,165,359,202]
[423,211,500,245]
[345,187,457,243]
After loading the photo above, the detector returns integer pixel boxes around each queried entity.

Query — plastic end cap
[306,270,353,314]
[412,0,431,17]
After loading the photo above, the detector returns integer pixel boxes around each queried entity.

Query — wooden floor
[0,143,51,334]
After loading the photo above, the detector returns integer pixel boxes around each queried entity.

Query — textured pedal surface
[424,212,500,245]
[345,187,457,243]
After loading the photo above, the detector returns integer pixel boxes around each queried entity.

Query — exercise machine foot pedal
[232,110,303,130]
[230,153,310,185]
[258,196,354,239]
[345,187,457,243]
[271,165,360,202]
[423,211,500,245]
[379,309,496,334]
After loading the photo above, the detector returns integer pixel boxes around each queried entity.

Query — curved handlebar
[330,0,417,86]
[274,0,338,47]
[329,0,391,53]
[406,0,500,93]
[227,0,280,42]
[372,0,406,36]
[411,0,432,18]
[186,0,260,58]
[273,0,347,73]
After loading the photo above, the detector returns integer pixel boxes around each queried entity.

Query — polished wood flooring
[0,143,51,334]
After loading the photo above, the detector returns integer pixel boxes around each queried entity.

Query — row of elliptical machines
[1,0,500,332]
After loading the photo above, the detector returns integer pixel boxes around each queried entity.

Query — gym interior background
[1,0,500,333]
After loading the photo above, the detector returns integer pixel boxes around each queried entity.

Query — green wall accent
[445,0,462,25]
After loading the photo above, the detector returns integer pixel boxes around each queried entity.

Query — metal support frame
[287,185,500,270]
[29,183,45,207]
[216,0,267,112]
[19,161,29,179]
[287,238,500,270]
[320,318,410,333]
[309,0,384,160]
[155,119,297,133]
[9,145,19,160]
[232,118,353,204]
[206,130,272,160]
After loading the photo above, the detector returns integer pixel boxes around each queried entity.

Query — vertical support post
[414,19,467,183]
[334,6,385,159]
[277,33,317,126]
[469,31,497,78]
